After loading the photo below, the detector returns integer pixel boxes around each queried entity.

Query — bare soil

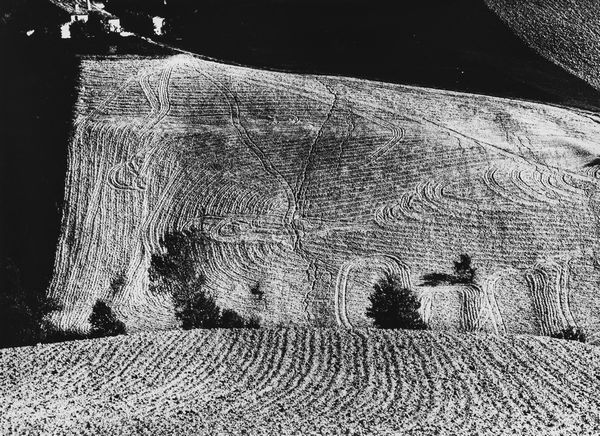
[1,329,599,435]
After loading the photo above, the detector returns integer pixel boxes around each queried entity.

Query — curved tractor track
[2,329,600,435]
[49,54,600,336]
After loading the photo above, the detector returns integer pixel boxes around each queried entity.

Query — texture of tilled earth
[1,329,600,435]
[487,0,600,92]
[49,54,600,338]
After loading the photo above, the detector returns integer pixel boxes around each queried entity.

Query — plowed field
[487,0,600,92]
[1,329,599,435]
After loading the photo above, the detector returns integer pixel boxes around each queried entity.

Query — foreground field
[1,328,599,435]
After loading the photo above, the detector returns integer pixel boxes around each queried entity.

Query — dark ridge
[153,0,600,111]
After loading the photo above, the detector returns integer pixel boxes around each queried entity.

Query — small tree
[86,11,110,38]
[366,273,427,330]
[453,254,476,284]
[220,308,247,328]
[173,286,222,330]
[69,19,88,39]
[150,228,261,329]
[551,326,586,343]
[89,300,126,338]
[250,282,264,299]
[422,254,476,286]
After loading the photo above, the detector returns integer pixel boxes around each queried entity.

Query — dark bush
[220,309,247,328]
[250,282,264,299]
[453,254,476,284]
[366,273,427,330]
[69,19,88,39]
[120,10,155,36]
[170,277,261,329]
[422,254,476,286]
[173,287,222,330]
[551,326,586,343]
[89,300,126,338]
[220,310,261,328]
[245,316,261,329]
[149,229,199,286]
[150,229,260,329]
[86,11,110,38]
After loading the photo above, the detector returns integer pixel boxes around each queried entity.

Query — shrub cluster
[119,10,155,36]
[422,254,476,286]
[174,287,260,329]
[89,300,127,338]
[0,259,127,347]
[70,11,111,39]
[150,229,260,329]
[367,254,478,331]
[45,299,126,343]
[551,326,586,343]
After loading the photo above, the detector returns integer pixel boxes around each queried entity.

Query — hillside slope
[1,329,600,435]
[487,0,600,93]
[49,54,600,338]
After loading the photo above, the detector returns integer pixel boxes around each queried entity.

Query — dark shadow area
[0,34,172,314]
[149,0,600,111]
[0,37,79,302]
[585,158,600,168]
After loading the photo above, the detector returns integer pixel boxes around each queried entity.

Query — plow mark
[483,165,588,210]
[107,65,174,192]
[526,257,576,336]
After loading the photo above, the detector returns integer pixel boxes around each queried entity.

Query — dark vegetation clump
[422,254,476,286]
[119,10,155,36]
[220,308,248,328]
[86,11,111,38]
[149,229,199,287]
[70,12,110,39]
[150,229,260,329]
[174,288,261,329]
[173,285,221,330]
[250,282,264,299]
[68,20,88,40]
[89,300,127,338]
[366,273,427,330]
[0,260,127,347]
[551,326,586,343]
